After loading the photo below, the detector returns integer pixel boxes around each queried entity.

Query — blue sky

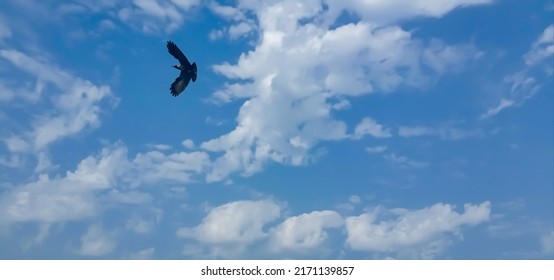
[0,0,552,260]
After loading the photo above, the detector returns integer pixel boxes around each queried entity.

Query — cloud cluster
[117,0,200,33]
[0,48,116,175]
[202,0,484,182]
[3,0,200,35]
[2,0,538,259]
[345,201,490,257]
[178,199,491,259]
[0,144,208,225]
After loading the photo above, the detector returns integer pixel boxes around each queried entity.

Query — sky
[0,0,552,260]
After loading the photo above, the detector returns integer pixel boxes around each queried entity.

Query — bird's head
[172,65,181,70]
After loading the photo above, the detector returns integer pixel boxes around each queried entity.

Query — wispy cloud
[365,145,388,154]
[0,16,11,40]
[524,24,554,66]
[398,125,482,140]
[0,49,116,153]
[118,0,200,34]
[481,72,541,119]
[482,24,553,118]
[383,153,429,169]
[79,224,116,256]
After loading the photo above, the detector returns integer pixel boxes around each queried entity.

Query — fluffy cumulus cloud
[0,144,208,225]
[202,0,483,182]
[269,210,343,252]
[176,199,491,259]
[0,0,526,259]
[177,200,281,244]
[345,201,491,258]
[0,147,126,225]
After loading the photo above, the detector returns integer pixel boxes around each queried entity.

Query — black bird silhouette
[166,41,197,97]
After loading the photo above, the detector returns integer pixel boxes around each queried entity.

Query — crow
[166,41,197,97]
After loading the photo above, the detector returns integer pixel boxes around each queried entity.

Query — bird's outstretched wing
[167,41,191,67]
[170,75,192,97]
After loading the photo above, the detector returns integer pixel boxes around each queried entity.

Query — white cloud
[0,49,115,152]
[353,117,392,139]
[209,2,245,21]
[34,152,56,173]
[0,147,126,224]
[365,145,388,154]
[336,195,364,212]
[129,247,155,259]
[181,139,194,149]
[541,230,554,256]
[209,29,225,41]
[152,144,172,151]
[177,200,281,244]
[0,16,11,40]
[3,136,29,153]
[177,199,492,259]
[398,125,481,140]
[46,0,200,35]
[126,209,162,234]
[169,0,199,10]
[0,154,24,168]
[106,190,153,205]
[524,25,554,66]
[423,39,481,73]
[130,150,210,185]
[98,19,117,31]
[345,201,491,258]
[323,0,493,27]
[269,210,343,251]
[0,144,206,225]
[384,153,429,169]
[349,195,361,204]
[398,126,434,137]
[228,21,255,40]
[482,25,552,118]
[481,72,541,119]
[79,224,116,256]
[203,0,480,182]
[118,0,199,33]
[22,224,52,250]
[480,98,515,119]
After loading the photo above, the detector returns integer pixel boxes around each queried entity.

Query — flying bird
[166,41,197,97]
